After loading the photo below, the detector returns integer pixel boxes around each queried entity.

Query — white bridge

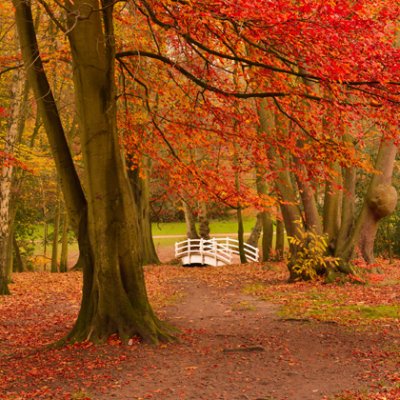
[175,237,259,267]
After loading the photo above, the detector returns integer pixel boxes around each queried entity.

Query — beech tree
[13,0,174,343]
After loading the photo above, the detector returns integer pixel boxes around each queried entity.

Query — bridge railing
[216,237,259,263]
[175,237,259,266]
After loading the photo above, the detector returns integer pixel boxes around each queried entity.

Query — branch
[116,50,288,99]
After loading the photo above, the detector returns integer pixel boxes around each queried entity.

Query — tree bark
[236,204,247,263]
[51,182,61,272]
[128,159,160,265]
[59,210,69,273]
[14,0,173,343]
[0,67,27,295]
[335,165,356,257]
[13,234,25,273]
[339,138,397,265]
[182,200,199,239]
[323,164,342,243]
[294,162,323,234]
[357,140,397,263]
[275,219,285,260]
[252,171,273,261]
[198,202,210,239]
[247,212,263,249]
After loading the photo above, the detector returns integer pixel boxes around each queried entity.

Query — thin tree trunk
[323,164,342,243]
[275,219,285,261]
[252,171,273,261]
[51,182,61,273]
[182,200,199,239]
[43,222,48,271]
[335,165,356,257]
[294,162,323,234]
[59,210,69,273]
[261,212,274,262]
[13,234,25,272]
[237,204,247,263]
[234,150,247,263]
[198,202,210,239]
[6,224,14,277]
[128,159,160,265]
[247,212,263,248]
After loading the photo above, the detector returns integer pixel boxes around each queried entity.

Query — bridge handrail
[216,237,259,262]
[175,237,259,265]
[175,238,232,259]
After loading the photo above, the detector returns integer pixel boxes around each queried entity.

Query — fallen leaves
[0,260,399,399]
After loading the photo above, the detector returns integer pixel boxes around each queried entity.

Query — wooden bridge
[175,237,259,267]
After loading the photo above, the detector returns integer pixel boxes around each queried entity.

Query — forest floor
[0,257,399,400]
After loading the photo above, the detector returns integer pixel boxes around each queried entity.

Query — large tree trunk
[357,140,397,263]
[14,0,173,343]
[258,99,304,278]
[337,138,397,268]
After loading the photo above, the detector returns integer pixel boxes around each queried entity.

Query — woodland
[1,1,400,399]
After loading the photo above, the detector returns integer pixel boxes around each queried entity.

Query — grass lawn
[152,216,256,236]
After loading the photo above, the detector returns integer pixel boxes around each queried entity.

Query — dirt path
[98,277,378,400]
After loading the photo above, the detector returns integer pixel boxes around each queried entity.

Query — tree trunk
[233,149,247,263]
[275,219,285,260]
[258,99,304,277]
[247,212,263,248]
[59,210,69,273]
[335,165,356,257]
[198,202,210,239]
[128,159,160,265]
[236,204,247,263]
[182,200,199,239]
[261,212,274,262]
[0,67,27,295]
[339,138,397,266]
[51,182,61,273]
[357,140,397,263]
[13,234,25,273]
[323,164,342,243]
[256,180,274,262]
[14,0,173,343]
[294,162,323,234]
[43,222,49,271]
[6,225,14,277]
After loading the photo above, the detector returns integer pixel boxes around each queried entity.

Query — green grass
[279,297,400,323]
[242,284,400,324]
[152,217,256,236]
